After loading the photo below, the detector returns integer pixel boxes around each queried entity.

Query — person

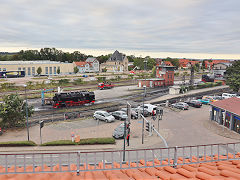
[126,133,130,146]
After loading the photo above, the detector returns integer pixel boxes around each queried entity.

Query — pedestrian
[126,133,130,146]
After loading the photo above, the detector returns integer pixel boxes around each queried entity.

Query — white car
[222,93,237,99]
[137,104,157,115]
[93,111,115,123]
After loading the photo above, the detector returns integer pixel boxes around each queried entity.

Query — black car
[185,100,202,108]
[110,111,128,121]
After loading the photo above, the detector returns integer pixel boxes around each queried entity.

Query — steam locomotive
[53,91,95,108]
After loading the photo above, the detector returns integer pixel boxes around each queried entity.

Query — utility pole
[24,84,29,141]
[142,59,148,144]
[190,63,194,86]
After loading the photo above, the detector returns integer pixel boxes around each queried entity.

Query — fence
[0,142,240,175]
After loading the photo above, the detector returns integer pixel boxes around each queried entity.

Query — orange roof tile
[2,153,240,180]
[74,61,87,67]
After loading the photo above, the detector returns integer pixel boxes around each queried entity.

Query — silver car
[110,111,128,121]
[171,102,189,110]
[93,111,115,123]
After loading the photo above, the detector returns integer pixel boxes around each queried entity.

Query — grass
[0,141,37,147]
[41,137,115,146]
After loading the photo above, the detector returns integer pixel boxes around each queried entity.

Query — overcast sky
[1,0,240,59]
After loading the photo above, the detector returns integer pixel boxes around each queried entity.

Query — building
[204,60,231,69]
[213,62,231,78]
[210,97,240,134]
[85,57,99,72]
[138,61,175,88]
[74,58,100,73]
[0,60,73,76]
[100,50,128,72]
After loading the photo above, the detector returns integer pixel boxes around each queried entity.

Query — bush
[73,78,83,85]
[215,81,223,86]
[189,86,194,90]
[41,137,115,146]
[0,141,37,147]
[41,140,76,146]
[58,79,70,85]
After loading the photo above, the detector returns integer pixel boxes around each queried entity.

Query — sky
[0,0,240,59]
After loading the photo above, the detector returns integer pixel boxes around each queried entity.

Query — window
[28,67,31,75]
[32,67,35,75]
[0,68,1,71]
[45,67,48,74]
[18,67,21,71]
[3,68,6,71]
[23,68,26,72]
[54,67,56,74]
[49,67,52,74]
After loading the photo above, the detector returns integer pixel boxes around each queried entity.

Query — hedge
[0,141,37,147]
[41,137,115,146]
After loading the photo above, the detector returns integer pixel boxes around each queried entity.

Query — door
[139,82,141,87]
[150,81,153,88]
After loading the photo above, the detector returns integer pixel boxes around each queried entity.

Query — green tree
[74,66,79,74]
[164,57,180,68]
[57,67,60,74]
[202,61,206,69]
[226,61,240,92]
[102,67,107,72]
[151,67,156,78]
[0,94,34,128]
[37,67,42,75]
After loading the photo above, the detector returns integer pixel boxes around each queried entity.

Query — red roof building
[210,97,240,133]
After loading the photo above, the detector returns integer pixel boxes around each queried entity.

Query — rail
[0,142,240,175]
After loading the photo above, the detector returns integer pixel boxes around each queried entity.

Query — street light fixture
[23,84,30,141]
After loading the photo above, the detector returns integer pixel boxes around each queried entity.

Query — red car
[98,83,114,90]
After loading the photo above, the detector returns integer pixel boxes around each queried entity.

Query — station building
[210,97,240,134]
[0,61,74,76]
[138,61,175,88]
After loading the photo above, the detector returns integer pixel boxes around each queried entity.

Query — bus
[0,71,25,78]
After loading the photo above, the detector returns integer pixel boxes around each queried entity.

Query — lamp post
[141,59,148,144]
[23,84,29,141]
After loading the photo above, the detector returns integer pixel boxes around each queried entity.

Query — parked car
[202,96,217,102]
[112,123,130,139]
[110,111,128,121]
[171,102,189,110]
[212,96,224,101]
[137,104,157,115]
[121,108,138,119]
[222,93,237,99]
[93,111,115,123]
[197,98,210,104]
[185,100,202,108]
[132,107,149,117]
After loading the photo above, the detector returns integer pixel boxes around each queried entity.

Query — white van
[222,93,237,99]
[137,104,157,115]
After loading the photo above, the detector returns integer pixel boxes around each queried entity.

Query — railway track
[28,87,169,126]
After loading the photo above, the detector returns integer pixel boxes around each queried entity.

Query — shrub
[41,138,115,146]
[73,78,83,85]
[0,141,37,147]
[189,86,194,90]
[215,81,223,86]
[58,79,70,85]
[41,140,76,146]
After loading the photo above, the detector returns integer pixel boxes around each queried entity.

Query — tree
[202,61,206,69]
[102,67,107,72]
[151,67,156,78]
[37,67,42,75]
[74,66,79,74]
[57,67,60,74]
[0,94,34,128]
[226,61,240,92]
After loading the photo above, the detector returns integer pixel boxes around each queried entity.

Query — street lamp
[23,84,29,141]
[141,59,148,144]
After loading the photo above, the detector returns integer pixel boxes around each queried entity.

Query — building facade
[74,58,99,73]
[0,61,73,76]
[210,97,240,134]
[138,61,175,88]
[213,63,231,78]
[100,50,128,72]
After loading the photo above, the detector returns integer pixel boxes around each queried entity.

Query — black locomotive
[53,91,95,108]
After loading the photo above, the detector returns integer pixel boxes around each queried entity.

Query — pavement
[146,85,229,104]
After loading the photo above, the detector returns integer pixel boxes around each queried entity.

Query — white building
[74,58,99,73]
